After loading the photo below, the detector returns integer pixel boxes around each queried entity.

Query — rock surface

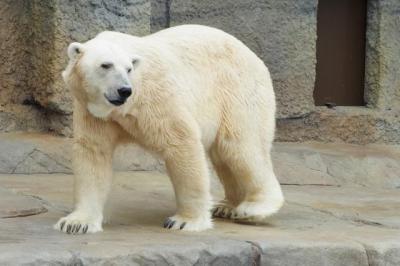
[1,133,399,189]
[0,0,151,135]
[0,171,399,265]
[0,133,164,174]
[276,106,400,145]
[30,0,151,115]
[365,0,400,110]
[0,1,32,106]
[0,187,47,218]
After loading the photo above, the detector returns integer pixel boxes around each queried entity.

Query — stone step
[0,133,400,188]
[0,171,399,266]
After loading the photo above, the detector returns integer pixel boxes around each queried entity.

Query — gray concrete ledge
[0,133,399,188]
[0,172,399,265]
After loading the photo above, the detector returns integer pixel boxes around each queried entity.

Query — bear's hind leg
[209,147,244,219]
[218,140,284,221]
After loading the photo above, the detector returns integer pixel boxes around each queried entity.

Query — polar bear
[54,25,284,234]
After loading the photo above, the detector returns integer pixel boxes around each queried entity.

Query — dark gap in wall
[22,96,46,112]
[314,0,367,106]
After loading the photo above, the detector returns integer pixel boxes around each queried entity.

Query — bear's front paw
[163,214,212,232]
[54,211,103,235]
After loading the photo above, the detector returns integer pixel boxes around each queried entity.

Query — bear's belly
[197,117,219,151]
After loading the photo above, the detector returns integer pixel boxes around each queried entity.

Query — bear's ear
[131,54,142,68]
[67,42,85,60]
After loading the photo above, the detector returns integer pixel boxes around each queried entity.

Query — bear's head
[63,39,141,118]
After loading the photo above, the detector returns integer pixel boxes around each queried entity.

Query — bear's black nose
[117,86,132,99]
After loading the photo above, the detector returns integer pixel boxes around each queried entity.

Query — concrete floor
[1,171,399,265]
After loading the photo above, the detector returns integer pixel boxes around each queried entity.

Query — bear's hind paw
[163,214,212,231]
[211,201,235,219]
[232,198,284,222]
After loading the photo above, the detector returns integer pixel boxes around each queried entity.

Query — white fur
[55,25,284,234]
[87,102,113,118]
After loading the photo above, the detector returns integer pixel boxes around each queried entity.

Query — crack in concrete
[363,244,373,266]
[246,240,262,266]
[33,149,71,172]
[1,206,47,219]
[352,218,385,227]
[23,194,70,214]
[10,148,71,174]
[68,250,83,266]
[288,201,397,230]
[281,183,340,187]
[354,241,373,266]
[0,186,49,219]
[11,148,37,174]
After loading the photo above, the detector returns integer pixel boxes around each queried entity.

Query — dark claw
[83,225,88,234]
[168,220,175,229]
[71,224,76,233]
[75,224,82,233]
[60,221,66,231]
[180,222,186,230]
[212,208,219,217]
[163,218,171,228]
[66,224,72,234]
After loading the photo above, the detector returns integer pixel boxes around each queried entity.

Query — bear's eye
[100,63,113,69]
[127,68,132,73]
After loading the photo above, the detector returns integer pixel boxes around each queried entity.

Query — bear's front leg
[54,137,114,234]
[163,138,213,231]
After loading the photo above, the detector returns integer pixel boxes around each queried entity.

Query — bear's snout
[118,86,132,99]
[104,86,132,106]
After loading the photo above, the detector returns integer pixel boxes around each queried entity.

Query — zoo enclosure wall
[0,0,399,144]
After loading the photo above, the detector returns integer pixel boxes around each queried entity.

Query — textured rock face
[29,0,151,134]
[30,0,151,115]
[0,133,164,174]
[0,1,31,106]
[169,0,318,119]
[0,0,151,135]
[276,107,400,144]
[0,2,48,133]
[151,0,170,32]
[365,0,400,110]
[1,133,399,189]
[0,105,47,133]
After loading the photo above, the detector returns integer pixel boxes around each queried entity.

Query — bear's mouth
[104,94,126,106]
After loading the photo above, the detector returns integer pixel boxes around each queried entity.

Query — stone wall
[0,1,48,133]
[276,0,400,144]
[30,0,151,114]
[0,0,151,135]
[0,0,399,144]
[365,0,400,110]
